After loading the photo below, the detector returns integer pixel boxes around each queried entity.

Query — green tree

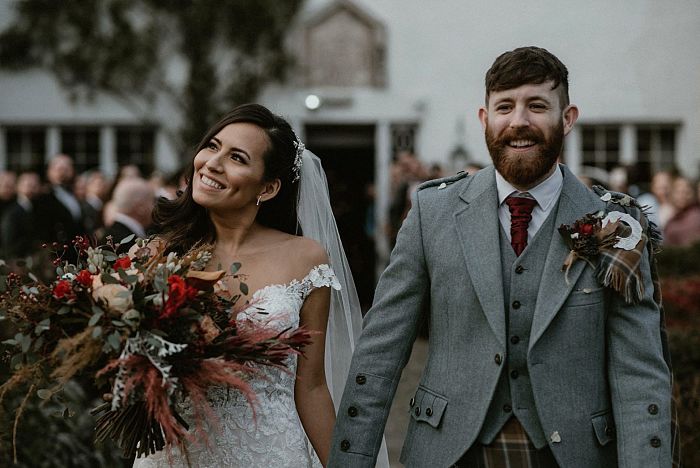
[0,0,304,155]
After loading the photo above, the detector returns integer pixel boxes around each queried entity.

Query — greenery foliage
[0,0,304,155]
[656,241,700,466]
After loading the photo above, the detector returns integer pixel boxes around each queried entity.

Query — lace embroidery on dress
[132,264,339,468]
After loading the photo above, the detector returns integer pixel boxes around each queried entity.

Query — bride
[132,104,388,467]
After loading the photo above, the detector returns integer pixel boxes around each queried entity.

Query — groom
[329,47,671,467]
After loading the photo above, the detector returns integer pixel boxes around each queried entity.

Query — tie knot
[505,194,537,217]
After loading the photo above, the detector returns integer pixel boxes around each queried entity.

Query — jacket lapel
[453,166,506,347]
[529,165,606,350]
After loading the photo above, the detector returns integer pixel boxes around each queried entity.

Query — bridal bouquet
[0,235,312,461]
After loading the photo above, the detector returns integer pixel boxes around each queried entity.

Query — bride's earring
[256,195,262,206]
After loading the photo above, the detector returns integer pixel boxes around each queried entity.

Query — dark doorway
[305,124,376,311]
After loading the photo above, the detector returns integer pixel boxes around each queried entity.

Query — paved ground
[384,337,429,467]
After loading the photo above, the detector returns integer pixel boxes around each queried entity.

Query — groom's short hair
[485,46,570,108]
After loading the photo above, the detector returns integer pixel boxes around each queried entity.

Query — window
[636,125,676,184]
[580,125,621,172]
[116,127,155,175]
[61,127,100,173]
[5,127,46,173]
[391,123,418,159]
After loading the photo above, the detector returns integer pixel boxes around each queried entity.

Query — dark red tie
[505,195,537,256]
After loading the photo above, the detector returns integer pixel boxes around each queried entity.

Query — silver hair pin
[292,135,304,182]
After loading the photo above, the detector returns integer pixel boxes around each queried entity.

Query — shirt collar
[495,164,563,211]
[112,213,146,238]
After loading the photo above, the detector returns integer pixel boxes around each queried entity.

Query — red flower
[75,270,92,287]
[579,223,595,236]
[52,280,74,299]
[113,256,132,271]
[159,275,199,320]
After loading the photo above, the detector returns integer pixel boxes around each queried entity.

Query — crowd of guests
[2,153,699,263]
[386,154,700,250]
[596,166,700,247]
[0,154,183,262]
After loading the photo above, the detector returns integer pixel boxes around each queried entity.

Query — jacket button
[515,265,525,274]
[494,354,503,365]
[340,439,351,451]
[355,374,366,385]
[650,436,661,448]
[348,406,358,417]
[512,300,521,309]
[648,404,659,415]
[409,397,415,407]
[510,335,520,345]
[510,370,519,379]
[503,404,512,412]
[425,407,433,417]
[414,406,421,417]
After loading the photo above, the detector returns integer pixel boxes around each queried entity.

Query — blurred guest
[637,170,675,229]
[608,165,629,193]
[428,163,445,180]
[387,151,429,247]
[0,170,17,215]
[101,177,155,252]
[1,172,41,258]
[35,154,86,255]
[664,175,700,247]
[81,170,111,233]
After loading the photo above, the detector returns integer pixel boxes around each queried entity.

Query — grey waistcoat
[477,206,558,449]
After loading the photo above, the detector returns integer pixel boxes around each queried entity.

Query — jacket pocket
[565,287,604,308]
[591,409,616,446]
[409,385,448,428]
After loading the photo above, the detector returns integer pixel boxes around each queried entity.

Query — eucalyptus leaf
[101,273,120,284]
[56,266,64,276]
[28,286,39,295]
[37,389,52,399]
[92,326,102,338]
[118,269,129,282]
[2,338,17,346]
[107,331,122,351]
[34,318,51,335]
[57,305,71,315]
[10,353,22,370]
[120,234,135,245]
[28,272,39,282]
[88,311,103,327]
[231,262,242,274]
[103,251,118,262]
[240,282,249,295]
[20,335,31,353]
[111,320,125,327]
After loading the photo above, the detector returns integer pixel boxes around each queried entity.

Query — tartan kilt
[454,418,559,468]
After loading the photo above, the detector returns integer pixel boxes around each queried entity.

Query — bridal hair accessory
[291,134,305,183]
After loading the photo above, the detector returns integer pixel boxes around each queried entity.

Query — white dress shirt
[112,212,146,238]
[495,165,563,242]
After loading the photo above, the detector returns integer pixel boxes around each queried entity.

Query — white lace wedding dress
[133,264,340,468]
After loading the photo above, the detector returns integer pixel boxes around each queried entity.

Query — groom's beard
[486,120,564,188]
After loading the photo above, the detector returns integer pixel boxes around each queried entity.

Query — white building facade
[1,0,699,264]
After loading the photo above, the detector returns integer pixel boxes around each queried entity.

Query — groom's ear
[478,107,488,130]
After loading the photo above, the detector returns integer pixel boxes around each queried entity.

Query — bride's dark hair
[153,104,301,253]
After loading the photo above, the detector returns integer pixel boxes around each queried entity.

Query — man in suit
[101,177,154,252]
[1,171,41,259]
[35,154,87,259]
[329,47,671,467]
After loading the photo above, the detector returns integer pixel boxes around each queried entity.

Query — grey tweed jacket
[328,164,671,468]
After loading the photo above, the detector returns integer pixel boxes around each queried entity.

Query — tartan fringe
[596,261,644,304]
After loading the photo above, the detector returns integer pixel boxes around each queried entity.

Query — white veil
[296,150,389,468]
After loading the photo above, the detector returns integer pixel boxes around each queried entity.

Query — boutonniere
[558,207,646,304]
